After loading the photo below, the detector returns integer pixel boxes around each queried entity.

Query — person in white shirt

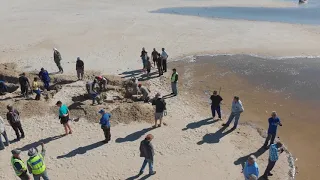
[0,116,10,149]
[161,48,168,73]
[222,96,244,129]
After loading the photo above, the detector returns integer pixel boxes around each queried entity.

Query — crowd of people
[0,47,285,180]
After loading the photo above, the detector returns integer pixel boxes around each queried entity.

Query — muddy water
[169,55,320,180]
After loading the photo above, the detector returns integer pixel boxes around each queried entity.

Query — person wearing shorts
[152,93,166,128]
[56,101,73,135]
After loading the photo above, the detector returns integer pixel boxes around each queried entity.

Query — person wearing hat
[27,142,49,180]
[242,155,259,180]
[210,90,223,120]
[171,68,178,96]
[138,134,156,176]
[11,149,30,180]
[53,48,63,73]
[19,73,32,98]
[95,76,108,92]
[56,101,73,135]
[38,68,50,91]
[160,48,168,73]
[138,84,150,103]
[151,93,166,128]
[76,57,84,80]
[98,109,112,143]
[7,105,25,141]
[0,116,10,150]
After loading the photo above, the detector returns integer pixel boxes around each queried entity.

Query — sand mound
[110,103,154,124]
[0,63,20,83]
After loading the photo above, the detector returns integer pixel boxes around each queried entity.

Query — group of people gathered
[140,47,169,77]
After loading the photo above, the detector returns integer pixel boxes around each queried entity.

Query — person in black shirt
[18,73,31,98]
[151,48,160,67]
[76,57,84,80]
[210,90,223,119]
[6,105,25,141]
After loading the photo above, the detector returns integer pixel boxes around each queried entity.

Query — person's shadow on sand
[234,146,268,168]
[197,126,235,145]
[182,118,219,131]
[116,127,153,143]
[126,174,152,180]
[19,134,65,151]
[56,141,105,159]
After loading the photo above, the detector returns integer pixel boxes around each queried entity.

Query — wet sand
[169,55,320,180]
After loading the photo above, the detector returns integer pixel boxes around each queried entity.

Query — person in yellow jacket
[171,68,178,96]
[32,77,41,101]
[27,142,49,180]
[11,149,30,180]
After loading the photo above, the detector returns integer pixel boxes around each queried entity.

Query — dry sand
[0,0,318,179]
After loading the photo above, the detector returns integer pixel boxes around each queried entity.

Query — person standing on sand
[38,68,50,91]
[11,149,30,180]
[146,57,152,78]
[151,48,160,67]
[98,109,111,143]
[262,142,284,179]
[140,48,147,70]
[156,55,163,77]
[32,77,41,100]
[242,155,259,180]
[210,90,223,120]
[7,105,25,141]
[222,96,244,129]
[27,143,49,180]
[138,134,156,176]
[171,68,178,96]
[263,111,282,149]
[56,101,72,135]
[19,73,32,98]
[53,48,63,73]
[161,48,168,73]
[0,116,10,150]
[152,93,166,128]
[76,57,84,80]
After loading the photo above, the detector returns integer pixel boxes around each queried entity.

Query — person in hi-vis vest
[27,143,49,180]
[11,149,30,180]
[171,68,179,96]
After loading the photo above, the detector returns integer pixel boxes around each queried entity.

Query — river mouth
[169,54,320,180]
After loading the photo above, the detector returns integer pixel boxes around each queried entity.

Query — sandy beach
[1,0,320,179]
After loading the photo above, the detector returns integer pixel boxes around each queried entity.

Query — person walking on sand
[138,134,156,176]
[151,48,160,67]
[242,155,259,180]
[210,90,223,120]
[152,93,166,128]
[222,96,244,129]
[0,116,10,150]
[27,143,49,180]
[7,105,25,141]
[262,142,284,179]
[264,111,282,149]
[53,48,63,73]
[171,68,178,96]
[76,57,84,80]
[56,101,72,135]
[160,48,168,73]
[38,68,50,91]
[19,73,32,98]
[138,84,150,103]
[140,48,147,71]
[98,109,111,143]
[11,149,30,180]
[32,77,41,100]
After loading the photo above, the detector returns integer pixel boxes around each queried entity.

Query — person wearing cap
[56,101,72,135]
[7,105,25,141]
[138,134,156,176]
[76,57,84,80]
[95,76,108,92]
[210,90,223,120]
[242,155,259,180]
[32,77,41,100]
[222,96,244,129]
[53,48,63,73]
[99,109,112,143]
[38,68,50,91]
[171,68,178,96]
[262,142,284,179]
[160,48,168,73]
[11,149,30,180]
[19,73,32,98]
[0,116,10,150]
[151,93,166,128]
[138,84,150,103]
[264,111,282,149]
[27,142,49,180]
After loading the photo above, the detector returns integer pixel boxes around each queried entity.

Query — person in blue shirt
[264,111,282,148]
[262,142,284,179]
[243,155,259,180]
[99,109,111,143]
[38,68,51,91]
[0,80,8,95]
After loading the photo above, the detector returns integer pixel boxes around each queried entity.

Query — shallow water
[151,1,320,25]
